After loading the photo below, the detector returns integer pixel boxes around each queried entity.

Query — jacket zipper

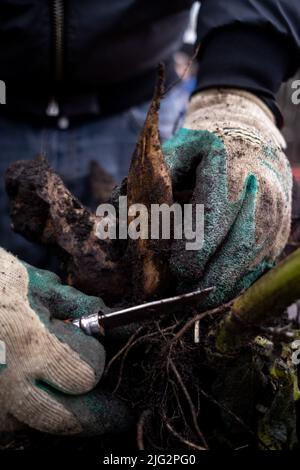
[47,0,64,116]
[53,0,64,82]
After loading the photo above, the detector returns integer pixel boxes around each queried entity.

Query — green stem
[216,248,300,353]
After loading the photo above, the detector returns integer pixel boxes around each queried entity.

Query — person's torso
[0,0,192,87]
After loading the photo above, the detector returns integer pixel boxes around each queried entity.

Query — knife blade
[72,287,214,336]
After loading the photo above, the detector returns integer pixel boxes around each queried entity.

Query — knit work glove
[0,248,131,435]
[163,89,292,307]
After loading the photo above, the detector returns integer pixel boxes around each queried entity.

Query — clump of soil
[5,156,129,304]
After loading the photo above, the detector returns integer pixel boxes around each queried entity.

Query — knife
[72,287,214,337]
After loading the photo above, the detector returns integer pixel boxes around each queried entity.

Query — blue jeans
[0,84,188,266]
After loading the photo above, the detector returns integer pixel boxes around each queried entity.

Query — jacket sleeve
[196,0,300,124]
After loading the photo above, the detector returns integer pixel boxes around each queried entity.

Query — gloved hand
[163,89,292,308]
[0,248,131,435]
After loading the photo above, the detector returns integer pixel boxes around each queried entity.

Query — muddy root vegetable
[127,65,173,301]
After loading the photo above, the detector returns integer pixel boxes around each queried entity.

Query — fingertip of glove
[245,174,258,195]
[58,391,133,436]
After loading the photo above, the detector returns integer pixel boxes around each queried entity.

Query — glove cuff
[185,88,286,150]
[188,88,274,122]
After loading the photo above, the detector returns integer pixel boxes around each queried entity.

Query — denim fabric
[0,84,188,266]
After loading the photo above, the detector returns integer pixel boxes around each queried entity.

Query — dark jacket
[0,0,299,120]
[197,0,300,125]
[0,0,192,117]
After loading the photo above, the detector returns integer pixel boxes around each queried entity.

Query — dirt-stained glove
[163,89,292,308]
[0,248,132,435]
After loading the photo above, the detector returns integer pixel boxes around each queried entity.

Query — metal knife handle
[72,313,104,337]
